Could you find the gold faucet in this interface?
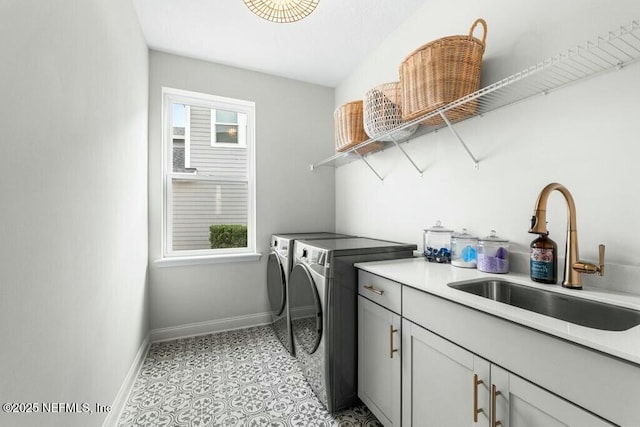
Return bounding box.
[528,183,605,289]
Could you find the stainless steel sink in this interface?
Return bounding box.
[448,279,640,331]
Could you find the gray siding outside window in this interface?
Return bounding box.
[172,107,248,251]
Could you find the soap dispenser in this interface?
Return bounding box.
[530,233,558,284]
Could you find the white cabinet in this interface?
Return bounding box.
[402,284,636,425]
[356,270,633,425]
[358,271,402,427]
[402,318,612,427]
[491,365,612,427]
[401,319,490,427]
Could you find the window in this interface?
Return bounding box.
[211,109,247,147]
[162,88,256,261]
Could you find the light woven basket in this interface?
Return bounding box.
[400,18,487,126]
[363,82,418,141]
[334,100,383,155]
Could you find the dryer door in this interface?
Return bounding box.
[289,263,322,354]
[267,252,286,316]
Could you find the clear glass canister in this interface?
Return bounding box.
[477,230,509,273]
[451,228,478,268]
[423,220,453,263]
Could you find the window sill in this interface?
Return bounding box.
[154,252,262,268]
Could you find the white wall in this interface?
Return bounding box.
[335,0,640,294]
[0,1,149,426]
[148,52,335,332]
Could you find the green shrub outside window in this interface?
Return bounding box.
[209,225,248,249]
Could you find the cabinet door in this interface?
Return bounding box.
[491,365,613,427]
[401,319,490,427]
[358,296,401,427]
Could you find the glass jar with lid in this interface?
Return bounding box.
[423,220,453,263]
[477,230,509,273]
[451,228,478,268]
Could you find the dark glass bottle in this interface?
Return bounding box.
[530,234,557,284]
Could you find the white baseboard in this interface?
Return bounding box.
[150,311,272,343]
[102,333,150,427]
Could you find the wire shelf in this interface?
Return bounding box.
[310,20,640,177]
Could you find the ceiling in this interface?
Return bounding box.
[132,0,426,87]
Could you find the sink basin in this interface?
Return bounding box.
[448,279,640,331]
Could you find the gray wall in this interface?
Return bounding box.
[148,52,335,331]
[0,1,149,426]
[335,0,640,294]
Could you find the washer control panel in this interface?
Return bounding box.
[271,236,292,257]
[295,243,329,270]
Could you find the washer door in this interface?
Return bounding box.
[289,263,322,354]
[267,253,286,317]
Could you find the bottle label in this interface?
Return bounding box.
[530,248,554,281]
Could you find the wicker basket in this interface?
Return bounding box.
[400,18,487,126]
[363,82,418,141]
[334,100,383,155]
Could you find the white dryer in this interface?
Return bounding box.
[267,233,351,355]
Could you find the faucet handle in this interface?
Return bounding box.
[573,244,605,276]
[598,244,605,276]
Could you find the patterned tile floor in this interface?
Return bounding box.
[118,325,382,427]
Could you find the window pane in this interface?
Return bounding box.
[216,125,239,144]
[172,180,248,251]
[172,103,186,127]
[172,103,187,171]
[164,90,254,256]
[172,141,186,172]
[216,110,237,124]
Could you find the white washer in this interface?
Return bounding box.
[267,233,351,355]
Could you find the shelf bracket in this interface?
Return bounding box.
[390,135,423,177]
[438,111,480,169]
[356,150,384,181]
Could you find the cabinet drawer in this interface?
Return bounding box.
[358,270,402,314]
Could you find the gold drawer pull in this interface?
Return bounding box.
[364,285,384,295]
[389,326,398,358]
[473,374,484,422]
[491,384,502,427]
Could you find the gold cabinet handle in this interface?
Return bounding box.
[473,374,484,422]
[364,285,384,295]
[389,326,398,358]
[491,384,502,427]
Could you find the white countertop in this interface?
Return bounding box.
[354,257,640,366]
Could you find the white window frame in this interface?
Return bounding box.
[159,87,258,264]
[210,109,247,148]
[184,105,191,168]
